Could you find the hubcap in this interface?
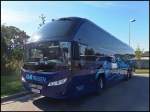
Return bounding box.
[99,78,103,89]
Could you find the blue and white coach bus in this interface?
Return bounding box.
[21,17,135,99]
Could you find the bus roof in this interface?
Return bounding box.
[27,17,134,55]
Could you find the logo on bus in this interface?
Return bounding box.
[25,73,46,83]
[26,74,33,80]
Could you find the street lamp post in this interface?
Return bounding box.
[129,19,136,47]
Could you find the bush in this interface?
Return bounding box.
[3,59,22,75]
[1,25,29,76]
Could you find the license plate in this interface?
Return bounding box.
[29,83,43,89]
[31,88,40,93]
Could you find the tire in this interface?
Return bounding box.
[129,70,133,79]
[97,76,105,94]
[124,73,129,81]
[124,69,132,81]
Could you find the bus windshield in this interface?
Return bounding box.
[23,41,71,71]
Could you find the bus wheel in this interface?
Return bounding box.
[97,76,105,93]
[129,70,133,79]
[125,71,131,81]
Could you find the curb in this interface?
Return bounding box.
[1,91,32,103]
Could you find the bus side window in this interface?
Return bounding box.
[71,42,80,60]
[85,48,95,61]
[60,42,71,65]
[111,57,118,69]
[79,44,87,66]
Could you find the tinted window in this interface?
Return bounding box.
[79,44,87,56]
[24,41,71,64]
[39,21,74,37]
[98,56,112,62]
[75,21,134,55]
[23,41,71,71]
[60,42,71,65]
[71,42,80,60]
[25,42,61,62]
[79,44,96,61]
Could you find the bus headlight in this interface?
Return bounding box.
[21,76,26,82]
[48,78,67,86]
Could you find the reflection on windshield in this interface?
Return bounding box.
[23,41,71,71]
[25,41,61,62]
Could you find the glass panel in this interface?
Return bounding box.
[23,41,71,71]
[79,44,96,61]
[97,56,112,62]
[25,41,61,62]
[38,20,75,38]
[60,42,71,66]
[79,44,87,66]
[79,44,86,56]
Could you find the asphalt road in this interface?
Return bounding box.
[1,73,149,111]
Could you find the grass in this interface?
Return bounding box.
[135,69,149,74]
[1,69,24,97]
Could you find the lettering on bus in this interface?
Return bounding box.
[26,74,46,83]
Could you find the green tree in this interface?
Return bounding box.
[1,25,29,74]
[135,46,143,69]
[135,46,143,60]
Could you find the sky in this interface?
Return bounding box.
[1,1,149,51]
